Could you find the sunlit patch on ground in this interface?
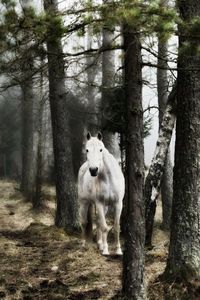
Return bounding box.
[0,181,121,299]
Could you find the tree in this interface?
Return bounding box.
[157,0,173,230]
[165,0,200,280]
[44,0,79,230]
[20,0,35,200]
[33,57,45,209]
[20,70,34,199]
[145,83,176,247]
[122,24,145,299]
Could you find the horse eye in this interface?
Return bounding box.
[100,149,102,152]
[86,149,89,153]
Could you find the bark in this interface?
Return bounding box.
[157,27,173,230]
[33,61,45,209]
[3,154,7,178]
[33,124,43,209]
[20,67,34,200]
[20,0,35,200]
[44,0,79,230]
[165,0,200,280]
[122,25,145,300]
[161,152,173,229]
[145,84,176,247]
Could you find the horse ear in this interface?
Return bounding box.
[87,132,91,140]
[97,132,102,140]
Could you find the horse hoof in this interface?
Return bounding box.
[102,249,110,256]
[115,248,123,255]
[102,252,110,256]
[97,243,103,251]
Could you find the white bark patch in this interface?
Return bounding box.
[146,98,176,203]
[145,83,176,245]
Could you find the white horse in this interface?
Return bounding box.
[78,132,125,255]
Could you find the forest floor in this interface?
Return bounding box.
[0,181,199,300]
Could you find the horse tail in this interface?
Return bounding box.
[85,203,93,240]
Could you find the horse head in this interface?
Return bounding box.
[85,132,105,177]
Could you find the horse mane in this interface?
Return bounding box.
[102,148,122,176]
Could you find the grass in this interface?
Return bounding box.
[0,180,199,299]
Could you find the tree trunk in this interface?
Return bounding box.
[33,124,43,209]
[165,0,200,280]
[20,74,34,200]
[145,84,176,247]
[122,25,145,300]
[3,154,7,178]
[161,152,173,229]
[33,60,45,209]
[157,24,173,230]
[20,0,35,200]
[44,0,79,230]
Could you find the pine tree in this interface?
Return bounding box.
[157,0,173,230]
[122,23,145,300]
[44,0,79,230]
[165,0,200,280]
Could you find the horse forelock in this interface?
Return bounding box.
[86,137,104,149]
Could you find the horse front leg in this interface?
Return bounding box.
[96,224,103,251]
[96,202,109,255]
[96,204,108,251]
[96,212,103,251]
[79,201,90,248]
[114,201,123,255]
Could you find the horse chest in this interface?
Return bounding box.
[84,172,113,201]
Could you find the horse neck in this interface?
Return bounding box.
[102,148,115,171]
[102,148,110,162]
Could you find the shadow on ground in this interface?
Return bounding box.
[0,181,199,299]
[0,223,122,299]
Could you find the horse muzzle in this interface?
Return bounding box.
[89,167,98,177]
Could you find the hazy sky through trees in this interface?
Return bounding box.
[4,0,177,166]
[58,0,177,165]
[143,35,177,165]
